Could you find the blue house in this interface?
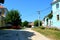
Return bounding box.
[44,0,60,28]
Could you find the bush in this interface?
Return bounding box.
[39,26,45,29]
[49,27,60,31]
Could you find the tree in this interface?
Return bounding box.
[34,20,42,26]
[5,10,22,26]
[43,11,53,21]
[22,21,28,27]
[47,11,53,19]
[43,11,53,26]
[0,0,4,4]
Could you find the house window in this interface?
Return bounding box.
[56,3,59,8]
[57,15,59,20]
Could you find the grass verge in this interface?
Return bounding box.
[32,27,60,40]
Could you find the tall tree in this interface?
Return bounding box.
[5,10,22,26]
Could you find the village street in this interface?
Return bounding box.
[0,28,51,40]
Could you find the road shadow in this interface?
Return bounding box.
[0,30,35,40]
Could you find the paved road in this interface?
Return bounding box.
[0,28,51,40]
[0,29,35,40]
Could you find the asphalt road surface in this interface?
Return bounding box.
[0,29,35,40]
[0,28,51,40]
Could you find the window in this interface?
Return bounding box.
[57,15,59,20]
[56,3,59,8]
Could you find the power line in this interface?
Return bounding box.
[37,6,52,21]
[40,6,52,12]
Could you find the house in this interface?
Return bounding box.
[28,22,34,27]
[44,0,60,28]
[0,5,8,27]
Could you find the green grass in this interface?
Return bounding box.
[32,27,60,40]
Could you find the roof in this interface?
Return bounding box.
[28,22,34,26]
[52,0,60,5]
[0,5,7,11]
[0,6,4,8]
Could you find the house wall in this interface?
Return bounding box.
[52,2,60,28]
[44,17,50,27]
[44,17,52,27]
[44,1,60,28]
[44,18,47,27]
[0,8,8,27]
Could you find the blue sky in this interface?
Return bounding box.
[3,0,52,22]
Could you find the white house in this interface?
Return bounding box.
[44,0,60,28]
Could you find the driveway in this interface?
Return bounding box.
[0,28,51,40]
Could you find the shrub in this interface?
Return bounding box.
[39,26,45,29]
[49,27,60,31]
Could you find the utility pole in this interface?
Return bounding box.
[37,11,40,27]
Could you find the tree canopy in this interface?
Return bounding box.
[43,11,53,21]
[5,10,22,26]
[34,20,42,26]
[22,21,28,27]
[47,11,53,19]
[0,0,4,4]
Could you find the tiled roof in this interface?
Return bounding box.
[0,6,4,8]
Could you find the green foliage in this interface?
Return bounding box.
[32,27,60,40]
[5,10,22,26]
[22,21,28,27]
[0,0,4,4]
[49,27,60,31]
[39,26,45,29]
[34,20,42,26]
[47,11,53,19]
[43,11,53,21]
[34,20,38,26]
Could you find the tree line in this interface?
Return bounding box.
[4,10,42,29]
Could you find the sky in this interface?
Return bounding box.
[3,0,52,22]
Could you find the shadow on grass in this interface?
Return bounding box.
[0,30,35,40]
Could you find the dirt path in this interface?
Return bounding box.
[24,28,51,40]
